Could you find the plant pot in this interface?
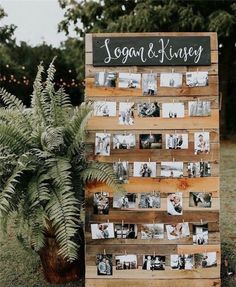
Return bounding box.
[38,236,85,284]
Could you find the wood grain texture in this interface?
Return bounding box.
[85,278,221,287]
[86,177,219,193]
[85,64,219,77]
[85,76,218,97]
[86,211,219,225]
[87,109,219,130]
[85,32,220,286]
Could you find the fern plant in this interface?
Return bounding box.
[0,60,122,262]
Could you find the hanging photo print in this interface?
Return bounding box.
[167,192,183,215]
[94,101,116,117]
[95,133,111,156]
[96,254,113,276]
[189,192,212,208]
[142,73,158,96]
[187,162,211,178]
[186,71,208,87]
[114,223,138,239]
[133,162,156,178]
[160,72,182,88]
[142,255,165,270]
[188,101,211,117]
[162,103,185,118]
[93,192,109,215]
[113,161,129,183]
[91,223,115,239]
[194,132,210,154]
[194,252,217,268]
[94,72,117,87]
[115,254,138,270]
[139,134,162,149]
[140,224,164,239]
[118,102,135,125]
[113,133,136,149]
[193,223,208,245]
[113,193,138,209]
[171,254,194,270]
[138,102,160,117]
[118,73,141,88]
[138,191,161,209]
[160,161,184,178]
[166,223,190,240]
[165,133,188,149]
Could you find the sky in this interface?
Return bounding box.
[0,0,76,47]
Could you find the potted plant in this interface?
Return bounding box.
[0,60,123,284]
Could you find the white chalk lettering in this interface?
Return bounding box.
[97,37,207,65]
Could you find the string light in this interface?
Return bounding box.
[0,73,82,88]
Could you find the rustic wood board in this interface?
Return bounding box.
[85,32,220,286]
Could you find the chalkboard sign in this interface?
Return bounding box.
[93,36,211,66]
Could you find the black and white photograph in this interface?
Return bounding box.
[162,103,185,118]
[114,223,138,239]
[113,134,136,149]
[118,72,141,88]
[140,224,164,239]
[95,133,111,156]
[94,71,117,87]
[118,102,135,125]
[186,71,208,87]
[115,254,137,270]
[138,102,160,117]
[142,73,158,96]
[138,191,161,209]
[187,162,211,178]
[189,192,212,208]
[91,223,115,239]
[142,255,165,270]
[160,72,183,88]
[113,193,138,209]
[167,193,183,215]
[160,161,184,178]
[93,192,109,215]
[133,162,156,178]
[93,101,116,117]
[194,252,217,268]
[193,223,208,245]
[188,101,211,117]
[166,223,190,240]
[113,161,129,183]
[96,254,113,276]
[194,132,210,155]
[139,134,162,149]
[165,133,188,149]
[171,254,194,270]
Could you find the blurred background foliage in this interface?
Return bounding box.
[1,0,236,134]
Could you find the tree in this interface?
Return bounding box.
[0,5,16,44]
[58,0,236,134]
[0,60,123,283]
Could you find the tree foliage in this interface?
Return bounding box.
[0,61,123,262]
[0,6,16,45]
[58,0,236,38]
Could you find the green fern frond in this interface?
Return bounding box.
[0,87,26,111]
[65,103,93,156]
[45,157,80,261]
[29,207,47,251]
[0,124,31,154]
[31,62,48,127]
[80,161,125,194]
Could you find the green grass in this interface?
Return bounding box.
[0,141,236,286]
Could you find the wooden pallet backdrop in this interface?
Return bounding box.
[85,32,220,287]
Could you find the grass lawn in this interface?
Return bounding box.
[0,141,236,286]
